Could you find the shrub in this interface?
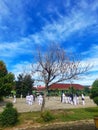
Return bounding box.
[91,79,98,105]
[91,80,98,97]
[6,102,13,108]
[41,110,55,122]
[93,97,98,105]
[0,102,18,126]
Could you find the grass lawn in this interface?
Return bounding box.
[0,107,98,130]
[19,107,98,122]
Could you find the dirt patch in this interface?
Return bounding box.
[1,120,95,130]
[14,120,95,130]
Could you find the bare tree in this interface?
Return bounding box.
[32,44,92,112]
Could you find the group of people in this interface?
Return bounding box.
[13,93,85,106]
[61,93,85,105]
[26,94,43,105]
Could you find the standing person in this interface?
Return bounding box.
[26,95,29,104]
[81,94,85,105]
[73,94,76,105]
[70,93,73,105]
[65,93,68,103]
[20,94,23,99]
[76,93,79,105]
[28,95,31,105]
[67,93,71,104]
[38,94,43,105]
[62,93,65,103]
[13,95,16,103]
[30,94,34,105]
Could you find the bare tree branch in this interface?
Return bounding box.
[31,43,92,112]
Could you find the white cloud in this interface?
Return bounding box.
[11,43,98,86]
[28,3,98,45]
[0,39,34,58]
[11,61,32,79]
[78,44,98,85]
[0,0,98,86]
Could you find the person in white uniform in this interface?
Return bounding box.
[38,94,43,105]
[13,95,16,103]
[62,93,65,103]
[30,94,34,105]
[81,94,85,105]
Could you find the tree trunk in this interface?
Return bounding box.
[41,90,47,113]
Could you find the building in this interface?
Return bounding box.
[36,83,84,92]
[49,83,84,90]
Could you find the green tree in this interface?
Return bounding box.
[16,73,34,97]
[91,79,98,105]
[69,86,76,94]
[84,86,90,95]
[0,61,15,100]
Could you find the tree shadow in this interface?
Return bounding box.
[0,100,11,107]
[85,107,98,113]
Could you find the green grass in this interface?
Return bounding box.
[1,107,98,129]
[18,111,41,124]
[18,107,98,124]
[51,107,98,122]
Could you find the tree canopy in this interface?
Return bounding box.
[91,79,98,98]
[0,61,15,100]
[16,73,34,97]
[91,79,98,105]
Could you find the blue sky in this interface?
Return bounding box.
[0,0,98,86]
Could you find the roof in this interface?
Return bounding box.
[49,84,84,90]
[36,83,84,91]
[36,86,45,91]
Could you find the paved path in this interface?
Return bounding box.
[0,96,97,113]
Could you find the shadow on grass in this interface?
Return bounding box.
[0,100,12,107]
[85,107,98,112]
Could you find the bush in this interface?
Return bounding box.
[91,79,98,106]
[41,110,55,122]
[6,102,13,108]
[91,80,98,98]
[93,97,98,105]
[0,102,18,126]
